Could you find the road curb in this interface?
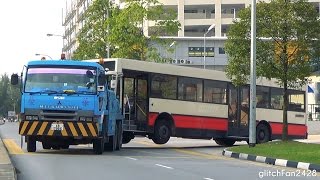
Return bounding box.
[0,136,17,180]
[222,148,320,172]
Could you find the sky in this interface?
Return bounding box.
[0,0,65,75]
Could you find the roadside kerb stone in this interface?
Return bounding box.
[222,148,320,172]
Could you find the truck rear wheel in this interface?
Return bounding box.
[93,138,104,154]
[104,122,117,151]
[116,121,122,150]
[42,142,51,150]
[27,136,36,152]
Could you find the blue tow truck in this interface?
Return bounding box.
[11,60,123,154]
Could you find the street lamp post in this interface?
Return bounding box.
[170,41,177,60]
[203,24,215,69]
[35,53,53,60]
[47,33,65,58]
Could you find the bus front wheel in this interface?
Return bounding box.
[152,119,171,144]
[214,138,236,147]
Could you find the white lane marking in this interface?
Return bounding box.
[155,164,173,169]
[204,178,214,180]
[125,157,138,161]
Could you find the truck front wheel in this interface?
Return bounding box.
[27,136,36,152]
[93,138,104,154]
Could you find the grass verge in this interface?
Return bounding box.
[229,141,320,165]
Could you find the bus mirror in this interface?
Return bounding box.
[110,80,117,89]
[11,74,19,85]
[98,74,107,85]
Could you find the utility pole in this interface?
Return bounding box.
[249,0,257,147]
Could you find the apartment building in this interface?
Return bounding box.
[62,0,320,70]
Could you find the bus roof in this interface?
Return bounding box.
[86,58,305,89]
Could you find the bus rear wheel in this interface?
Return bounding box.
[256,124,270,143]
[152,119,171,144]
[214,138,236,147]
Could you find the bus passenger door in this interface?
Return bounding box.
[227,85,249,137]
[135,77,148,131]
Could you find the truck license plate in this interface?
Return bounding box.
[51,123,64,131]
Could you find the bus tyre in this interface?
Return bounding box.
[93,138,104,154]
[61,144,69,149]
[116,121,123,150]
[214,139,235,147]
[256,124,270,144]
[27,136,36,152]
[152,119,171,145]
[42,142,51,150]
[122,132,133,144]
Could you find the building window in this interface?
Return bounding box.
[178,77,203,102]
[219,47,225,54]
[151,74,177,99]
[184,9,198,13]
[188,47,215,57]
[204,80,227,104]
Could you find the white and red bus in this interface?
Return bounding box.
[88,58,307,146]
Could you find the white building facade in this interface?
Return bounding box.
[62,0,320,70]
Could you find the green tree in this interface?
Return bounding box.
[73,0,180,62]
[225,0,320,140]
[0,74,21,118]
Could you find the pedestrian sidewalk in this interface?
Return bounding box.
[297,135,320,144]
[0,136,16,180]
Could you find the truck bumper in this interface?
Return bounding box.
[19,121,99,138]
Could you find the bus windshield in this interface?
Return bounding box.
[25,67,97,94]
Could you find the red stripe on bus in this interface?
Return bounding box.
[270,122,307,136]
[148,112,227,131]
[174,115,228,131]
[148,113,158,126]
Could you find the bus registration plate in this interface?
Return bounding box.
[51,123,64,131]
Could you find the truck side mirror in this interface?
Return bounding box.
[98,74,107,85]
[11,74,19,85]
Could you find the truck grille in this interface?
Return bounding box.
[40,110,77,121]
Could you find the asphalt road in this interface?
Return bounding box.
[0,122,319,180]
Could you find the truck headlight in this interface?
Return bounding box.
[25,115,39,121]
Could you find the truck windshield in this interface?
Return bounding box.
[25,67,97,94]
